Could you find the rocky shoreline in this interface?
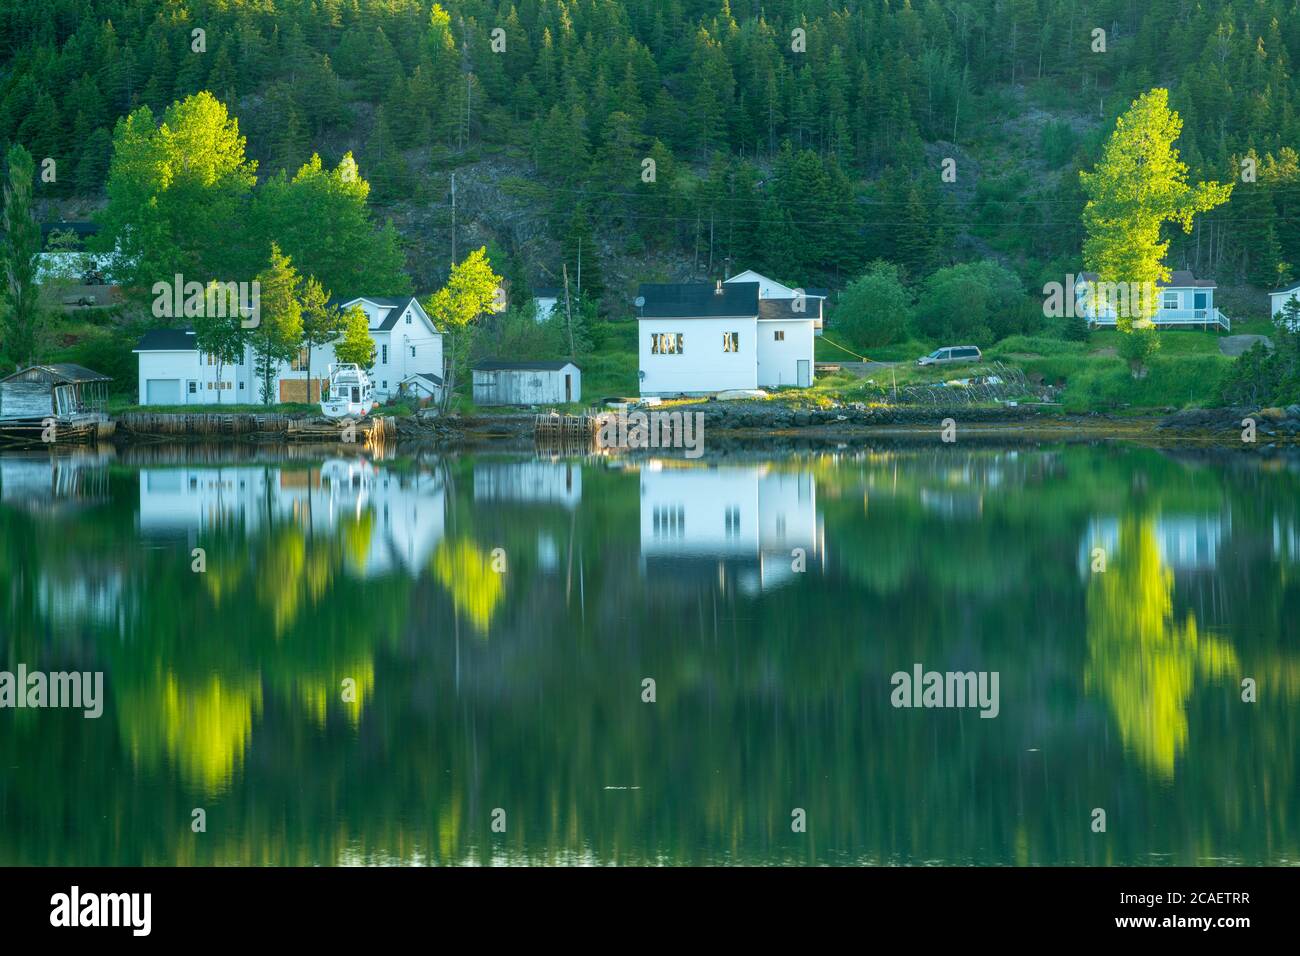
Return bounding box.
[104,400,1300,450]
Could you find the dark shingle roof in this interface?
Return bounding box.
[759,298,823,320]
[533,287,562,297]
[473,360,576,372]
[1271,281,1300,295]
[134,328,197,351]
[637,282,759,319]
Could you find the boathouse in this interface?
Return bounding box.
[0,364,113,443]
[472,360,581,406]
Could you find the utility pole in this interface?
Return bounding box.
[450,172,456,267]
[562,263,576,360]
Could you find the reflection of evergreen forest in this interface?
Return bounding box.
[0,445,1297,865]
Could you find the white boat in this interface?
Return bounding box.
[320,363,377,419]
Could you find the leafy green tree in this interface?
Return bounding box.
[835,262,912,349]
[193,282,248,405]
[334,304,376,371]
[1080,89,1231,324]
[98,92,259,289]
[251,243,303,404]
[1,145,45,367]
[254,153,408,299]
[913,262,1028,346]
[424,247,502,410]
[299,276,340,400]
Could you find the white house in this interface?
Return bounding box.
[1269,281,1300,326]
[134,295,443,406]
[1078,271,1230,330]
[636,279,818,396]
[471,361,581,405]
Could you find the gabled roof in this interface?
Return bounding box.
[401,371,444,387]
[726,270,829,299]
[1270,281,1300,295]
[473,360,577,372]
[1080,271,1215,289]
[1,363,111,385]
[134,328,197,352]
[758,298,822,321]
[637,282,759,319]
[336,295,432,332]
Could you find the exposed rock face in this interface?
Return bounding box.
[1158,405,1300,442]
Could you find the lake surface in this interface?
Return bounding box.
[1,441,1296,865]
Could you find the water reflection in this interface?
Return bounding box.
[1,445,1297,864]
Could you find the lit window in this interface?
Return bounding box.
[722,331,739,352]
[774,330,785,341]
[291,348,309,371]
[651,333,684,354]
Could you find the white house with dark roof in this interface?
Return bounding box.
[1077,271,1231,330]
[724,270,827,336]
[1269,281,1300,326]
[133,295,443,405]
[636,278,818,396]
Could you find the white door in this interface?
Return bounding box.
[146,379,181,404]
[796,359,811,387]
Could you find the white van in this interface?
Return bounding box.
[918,345,982,367]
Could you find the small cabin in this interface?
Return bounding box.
[0,364,111,420]
[472,361,581,406]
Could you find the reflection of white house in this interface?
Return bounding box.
[636,277,821,396]
[473,460,582,509]
[134,296,444,406]
[1078,513,1229,577]
[136,461,445,577]
[639,462,823,594]
[1077,271,1231,330]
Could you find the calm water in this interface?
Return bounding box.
[0,442,1296,866]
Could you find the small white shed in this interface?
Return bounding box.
[472,361,581,406]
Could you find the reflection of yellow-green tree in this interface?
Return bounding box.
[1085,515,1238,778]
[119,673,264,796]
[433,537,503,635]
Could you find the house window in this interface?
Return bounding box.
[774,330,785,341]
[187,382,197,394]
[291,348,309,371]
[722,331,739,352]
[410,345,416,357]
[406,313,411,324]
[651,333,684,354]
[382,381,387,389]
[1162,291,1179,311]
[381,344,389,364]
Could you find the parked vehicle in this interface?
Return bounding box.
[918,345,982,366]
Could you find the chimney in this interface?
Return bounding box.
[715,279,723,295]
